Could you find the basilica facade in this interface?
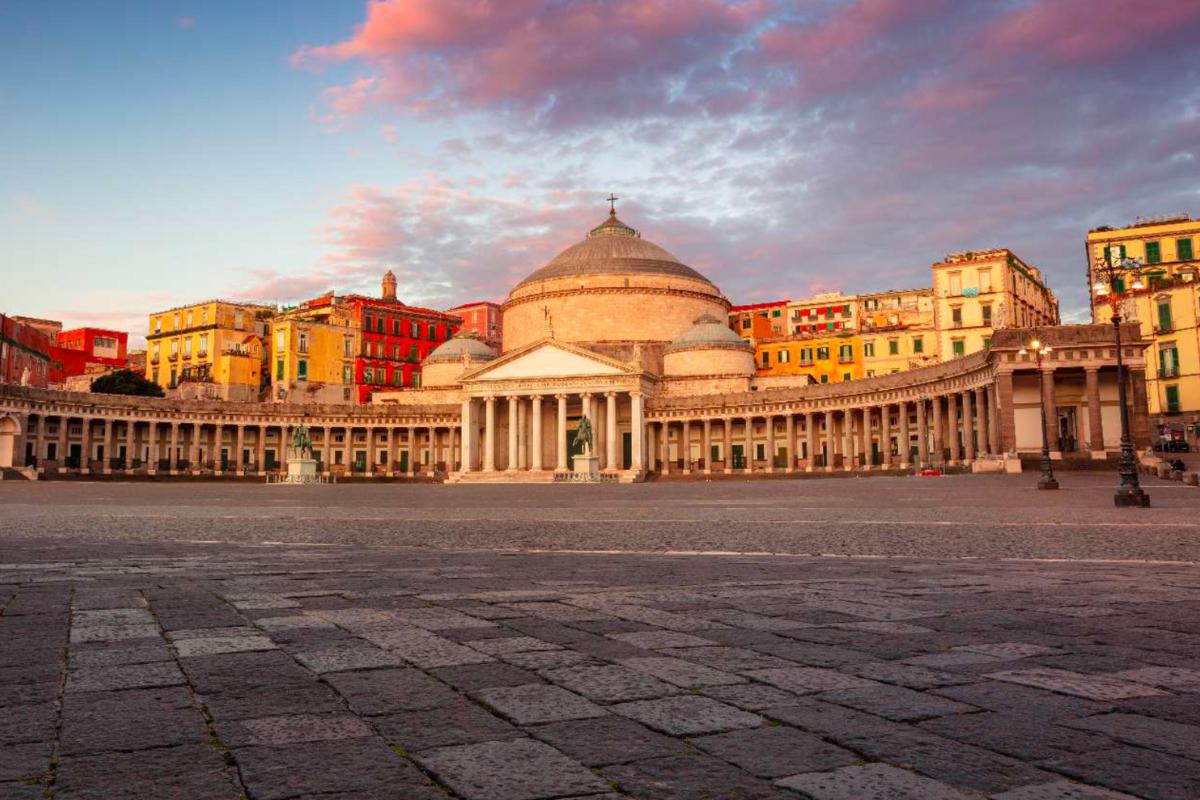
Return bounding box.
[0,211,1152,481]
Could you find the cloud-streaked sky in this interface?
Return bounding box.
[4,0,1199,344]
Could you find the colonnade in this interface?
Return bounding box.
[460,390,645,474]
[646,386,999,474]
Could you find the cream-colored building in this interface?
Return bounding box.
[1086,215,1200,434]
[858,288,937,376]
[931,249,1059,361]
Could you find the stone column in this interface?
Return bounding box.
[320,426,331,474]
[630,392,644,471]
[166,422,177,474]
[257,425,267,474]
[962,390,976,462]
[805,412,816,472]
[785,414,795,472]
[946,392,959,464]
[518,400,528,470]
[343,426,354,473]
[123,419,135,472]
[765,416,775,472]
[917,399,929,467]
[931,396,944,465]
[996,374,1015,453]
[484,396,497,472]
[975,387,991,457]
[899,401,911,468]
[702,418,712,474]
[823,410,835,471]
[77,417,90,473]
[880,404,891,469]
[532,396,544,471]
[1042,367,1059,456]
[605,392,617,471]
[1085,367,1104,455]
[556,394,568,471]
[365,426,377,475]
[859,408,871,470]
[460,399,474,473]
[680,420,691,474]
[658,422,669,475]
[722,417,732,472]
[843,410,856,471]
[234,424,245,475]
[407,427,418,475]
[190,422,201,472]
[57,416,69,469]
[449,425,459,472]
[34,415,45,469]
[743,417,754,473]
[507,396,519,472]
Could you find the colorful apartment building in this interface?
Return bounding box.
[51,327,128,383]
[447,301,503,350]
[857,288,938,376]
[0,314,53,388]
[785,293,858,337]
[269,295,358,404]
[1087,214,1200,434]
[729,301,788,341]
[145,300,273,402]
[931,249,1059,360]
[755,334,864,384]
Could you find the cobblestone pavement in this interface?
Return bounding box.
[2,528,1199,799]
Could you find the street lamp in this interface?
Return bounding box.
[1091,254,1151,507]
[1019,334,1058,490]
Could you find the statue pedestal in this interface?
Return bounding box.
[283,458,319,484]
[572,454,600,476]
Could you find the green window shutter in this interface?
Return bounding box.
[1158,302,1173,331]
[1166,385,1180,412]
[1118,244,1126,260]
[1113,277,1125,293]
[1102,246,1111,265]
[275,360,284,380]
[1146,242,1161,264]
[1178,238,1194,261]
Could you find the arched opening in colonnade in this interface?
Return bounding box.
[0,415,20,468]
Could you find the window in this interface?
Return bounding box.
[275,359,284,380]
[1146,241,1161,264]
[298,332,308,353]
[1166,384,1181,413]
[186,310,193,327]
[1157,300,1173,331]
[838,344,853,363]
[864,342,875,357]
[948,272,962,295]
[392,319,400,336]
[816,346,829,360]
[800,348,813,365]
[951,307,963,328]
[820,374,828,384]
[1102,244,1126,266]
[364,315,373,331]
[912,336,924,354]
[393,369,402,386]
[1178,238,1194,261]
[343,336,353,357]
[952,339,965,357]
[364,366,374,383]
[888,339,899,355]
[275,330,285,351]
[154,317,162,334]
[297,360,307,380]
[152,344,160,361]
[429,324,438,339]
[234,310,243,329]
[376,317,384,334]
[410,321,419,337]
[978,269,992,293]
[771,309,781,317]
[983,337,991,349]
[342,365,352,384]
[170,340,178,356]
[183,338,192,357]
[779,350,790,363]
[198,334,208,357]
[761,351,770,367]
[412,372,421,388]
[173,313,180,329]
[982,304,992,326]
[1159,345,1180,378]
[741,318,751,330]
[842,372,851,381]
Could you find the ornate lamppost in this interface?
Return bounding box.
[1019,334,1058,490]
[1092,255,1151,507]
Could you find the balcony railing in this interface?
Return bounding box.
[1159,365,1181,379]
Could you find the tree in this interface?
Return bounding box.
[91,369,165,397]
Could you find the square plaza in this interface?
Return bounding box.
[1,474,1197,799]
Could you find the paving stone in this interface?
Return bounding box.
[751,640,877,668]
[374,699,522,751]
[905,650,1011,668]
[608,630,717,649]
[850,660,974,689]
[817,684,976,721]
[745,666,882,694]
[602,753,792,800]
[611,694,762,735]
[0,703,56,745]
[474,683,608,724]
[223,713,373,746]
[172,634,277,658]
[1065,712,1200,761]
[0,740,51,782]
[393,606,500,630]
[60,686,208,754]
[231,596,301,610]
[464,636,561,655]
[362,626,494,668]
[986,668,1169,701]
[166,626,264,641]
[831,620,935,634]
[619,655,746,688]
[701,682,804,710]
[235,738,442,800]
[72,608,155,627]
[54,743,239,799]
[762,699,911,742]
[1111,666,1200,690]
[253,615,338,632]
[775,762,976,799]
[65,661,185,693]
[68,623,161,643]
[68,641,173,668]
[416,738,609,800]
[991,780,1145,799]
[181,650,316,693]
[930,681,1114,720]
[200,681,346,721]
[955,642,1062,659]
[1113,694,1200,726]
[918,711,1113,761]
[848,728,1057,794]
[324,667,459,714]
[539,663,679,703]
[433,662,543,691]
[293,645,403,674]
[501,649,595,670]
[692,725,858,778]
[1045,746,1200,800]
[528,715,689,766]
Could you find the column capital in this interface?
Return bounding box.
[555,393,569,400]
[604,390,618,398]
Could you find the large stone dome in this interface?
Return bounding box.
[514,211,716,289]
[502,209,729,353]
[421,333,497,387]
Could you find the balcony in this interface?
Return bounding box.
[1159,365,1181,379]
[1153,324,1174,335]
[167,353,179,362]
[837,357,854,364]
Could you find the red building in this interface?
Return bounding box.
[50,327,128,382]
[0,314,53,387]
[446,301,502,350]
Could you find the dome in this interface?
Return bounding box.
[424,334,497,365]
[666,313,752,353]
[514,210,715,289]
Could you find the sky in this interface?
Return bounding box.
[3,0,1199,347]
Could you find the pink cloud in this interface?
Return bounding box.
[175,17,196,29]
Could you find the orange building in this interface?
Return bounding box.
[729,301,788,342]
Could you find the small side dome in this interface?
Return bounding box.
[665,313,753,353]
[424,333,497,364]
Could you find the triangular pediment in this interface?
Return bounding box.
[463,340,630,382]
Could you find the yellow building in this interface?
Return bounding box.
[146,300,273,402]
[857,288,938,376]
[756,333,863,384]
[784,292,857,337]
[268,311,358,404]
[1087,214,1200,431]
[932,249,1058,360]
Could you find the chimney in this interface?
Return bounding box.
[381,270,397,302]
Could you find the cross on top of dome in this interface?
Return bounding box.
[589,194,639,239]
